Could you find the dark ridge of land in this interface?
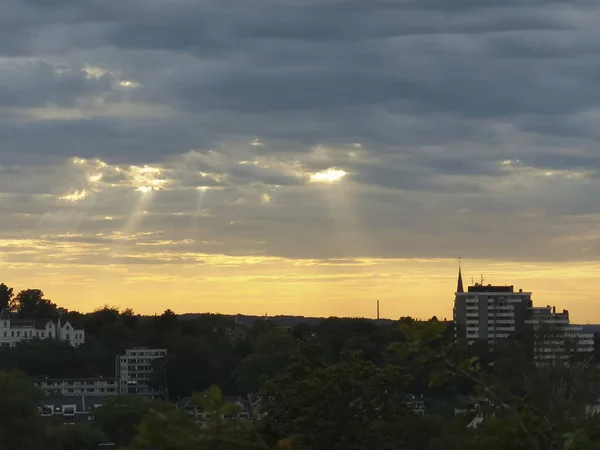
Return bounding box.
[178,313,396,327]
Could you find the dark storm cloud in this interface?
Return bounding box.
[0,0,600,262]
[0,61,119,108]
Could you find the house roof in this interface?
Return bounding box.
[176,396,254,416]
[40,394,109,412]
[59,314,85,330]
[11,319,35,327]
[34,319,53,329]
[0,308,9,320]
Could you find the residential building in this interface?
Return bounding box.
[453,267,594,359]
[526,305,594,361]
[116,348,167,398]
[0,309,85,347]
[453,267,532,345]
[34,377,119,397]
[57,317,85,346]
[39,395,105,423]
[405,394,426,416]
[176,396,256,424]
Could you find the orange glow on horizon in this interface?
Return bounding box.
[0,256,598,324]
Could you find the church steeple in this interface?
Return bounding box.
[457,258,464,293]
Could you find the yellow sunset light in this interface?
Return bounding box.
[58,189,89,202]
[310,168,347,183]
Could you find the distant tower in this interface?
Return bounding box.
[456,257,464,293]
[377,300,380,320]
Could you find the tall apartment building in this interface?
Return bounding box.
[116,348,167,398]
[453,267,594,359]
[453,267,532,345]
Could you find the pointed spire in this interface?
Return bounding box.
[457,257,464,293]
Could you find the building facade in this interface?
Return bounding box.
[176,396,259,424]
[453,268,594,359]
[526,306,594,361]
[0,309,85,347]
[116,348,167,398]
[39,395,105,423]
[34,377,119,397]
[453,269,533,345]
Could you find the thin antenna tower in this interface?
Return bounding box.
[377,300,380,320]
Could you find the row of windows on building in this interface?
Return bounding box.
[0,329,83,340]
[124,350,167,357]
[38,380,117,387]
[45,388,118,394]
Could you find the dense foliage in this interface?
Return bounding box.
[1,282,600,449]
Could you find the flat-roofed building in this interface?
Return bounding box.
[116,348,167,398]
[34,377,119,397]
[453,267,532,345]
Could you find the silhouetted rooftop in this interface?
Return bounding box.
[467,284,515,293]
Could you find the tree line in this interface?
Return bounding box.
[1,282,600,448]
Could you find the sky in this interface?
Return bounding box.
[2,0,600,322]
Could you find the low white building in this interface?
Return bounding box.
[0,309,85,347]
[34,377,119,397]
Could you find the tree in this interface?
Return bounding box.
[193,385,242,437]
[0,283,13,312]
[92,396,175,447]
[157,309,179,335]
[192,385,270,450]
[0,339,81,377]
[163,337,215,400]
[0,371,45,450]
[13,289,58,318]
[129,386,274,450]
[393,320,600,450]
[129,409,201,450]
[45,422,107,450]
[233,328,302,394]
[121,308,140,330]
[314,318,384,363]
[260,351,420,450]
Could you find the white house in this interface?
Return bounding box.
[0,309,85,347]
[57,318,85,347]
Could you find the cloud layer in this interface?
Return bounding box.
[1,0,600,276]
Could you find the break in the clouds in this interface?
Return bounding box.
[2,0,600,267]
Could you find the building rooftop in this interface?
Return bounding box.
[467,284,515,293]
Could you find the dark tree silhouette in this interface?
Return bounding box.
[13,289,58,318]
[0,283,13,312]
